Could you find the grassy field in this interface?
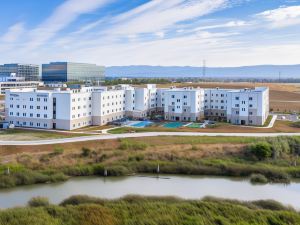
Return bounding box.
[109,120,300,134]
[0,195,299,225]
[2,136,300,187]
[0,129,89,141]
[158,82,300,113]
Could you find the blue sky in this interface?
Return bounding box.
[0,0,300,66]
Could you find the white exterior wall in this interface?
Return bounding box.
[5,85,269,130]
[226,87,269,125]
[163,88,204,121]
[92,89,126,125]
[6,89,53,129]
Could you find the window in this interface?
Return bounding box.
[44,106,47,110]
[235,97,239,100]
[37,98,40,102]
[249,97,253,101]
[171,95,175,98]
[183,95,187,99]
[30,106,33,109]
[30,113,33,117]
[37,106,40,109]
[44,98,47,102]
[37,114,40,118]
[44,114,47,118]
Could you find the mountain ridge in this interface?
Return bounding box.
[106,65,300,79]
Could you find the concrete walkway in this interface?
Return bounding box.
[1,131,300,146]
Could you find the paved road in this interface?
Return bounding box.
[1,132,300,146]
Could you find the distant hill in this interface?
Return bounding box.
[106,65,300,79]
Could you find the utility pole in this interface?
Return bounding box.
[278,71,281,82]
[202,60,206,80]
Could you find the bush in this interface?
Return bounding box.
[60,195,105,206]
[252,200,290,211]
[119,140,148,150]
[81,147,91,157]
[0,175,16,188]
[52,147,64,156]
[249,142,272,160]
[250,173,268,184]
[107,165,130,176]
[28,197,50,207]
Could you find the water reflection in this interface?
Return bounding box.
[0,175,299,209]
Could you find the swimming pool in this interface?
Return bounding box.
[130,121,152,128]
[163,122,185,128]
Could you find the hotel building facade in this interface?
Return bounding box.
[5,84,269,130]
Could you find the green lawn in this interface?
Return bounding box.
[0,129,88,141]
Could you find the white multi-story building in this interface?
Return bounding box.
[5,84,269,130]
[226,87,269,125]
[162,87,204,121]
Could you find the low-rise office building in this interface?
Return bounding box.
[0,74,43,94]
[0,63,39,81]
[42,62,105,83]
[5,84,269,130]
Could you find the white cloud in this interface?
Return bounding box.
[106,0,228,36]
[1,22,25,43]
[155,32,165,38]
[256,5,300,28]
[24,0,112,49]
[195,20,248,30]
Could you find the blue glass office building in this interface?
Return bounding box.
[0,63,39,81]
[42,62,105,82]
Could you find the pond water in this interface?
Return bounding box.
[1,175,300,209]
